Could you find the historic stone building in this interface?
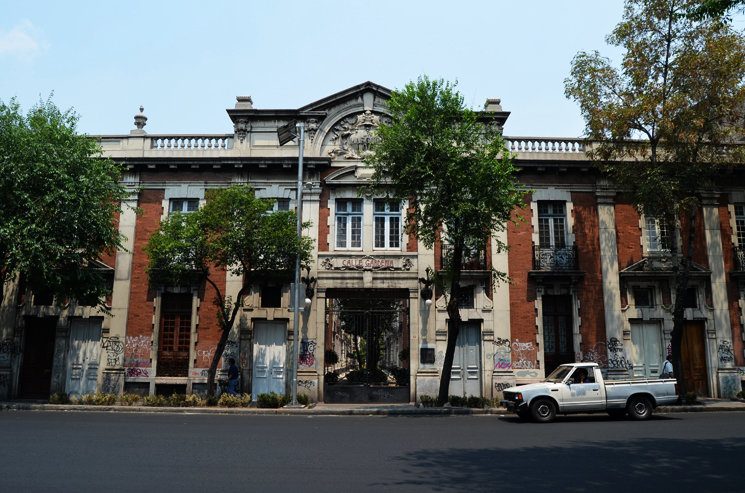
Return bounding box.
[1,81,743,402]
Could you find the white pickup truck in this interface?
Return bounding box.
[500,362,678,422]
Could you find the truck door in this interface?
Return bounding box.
[559,367,604,412]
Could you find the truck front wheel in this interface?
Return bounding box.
[627,396,652,420]
[530,398,556,423]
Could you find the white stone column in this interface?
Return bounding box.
[701,193,740,397]
[491,228,514,399]
[102,185,139,394]
[596,191,626,377]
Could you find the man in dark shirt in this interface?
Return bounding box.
[227,358,239,395]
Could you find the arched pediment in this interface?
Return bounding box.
[324,165,375,185]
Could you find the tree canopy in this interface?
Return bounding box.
[366,76,525,404]
[565,0,745,395]
[146,184,313,397]
[0,97,126,307]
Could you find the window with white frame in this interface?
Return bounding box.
[735,205,745,245]
[336,199,363,249]
[645,216,670,252]
[538,201,566,248]
[374,199,401,249]
[169,198,199,214]
[274,198,290,212]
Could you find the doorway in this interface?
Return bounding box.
[19,317,57,398]
[448,322,482,397]
[542,295,574,375]
[681,321,709,396]
[629,321,664,378]
[252,321,286,399]
[157,293,192,377]
[324,290,409,403]
[65,317,103,397]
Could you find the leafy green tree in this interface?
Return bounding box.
[0,97,126,307]
[146,185,313,397]
[565,0,745,395]
[687,0,745,20]
[366,77,525,405]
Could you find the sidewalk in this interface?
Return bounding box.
[2,398,744,416]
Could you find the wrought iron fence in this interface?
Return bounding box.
[440,243,487,270]
[533,245,579,271]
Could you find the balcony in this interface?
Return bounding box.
[440,244,487,271]
[533,245,578,271]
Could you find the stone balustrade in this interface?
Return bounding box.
[505,137,585,153]
[149,135,233,150]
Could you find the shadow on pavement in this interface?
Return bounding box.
[376,437,743,492]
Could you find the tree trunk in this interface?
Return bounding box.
[205,278,245,399]
[437,242,464,406]
[669,206,697,400]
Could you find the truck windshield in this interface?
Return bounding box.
[545,366,573,382]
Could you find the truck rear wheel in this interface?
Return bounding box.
[530,398,556,423]
[627,396,652,420]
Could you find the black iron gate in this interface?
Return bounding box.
[324,293,409,403]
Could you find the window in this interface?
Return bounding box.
[683,287,698,309]
[633,287,654,308]
[735,205,745,245]
[374,200,401,249]
[538,202,566,248]
[260,284,282,308]
[645,216,670,252]
[420,347,436,365]
[336,199,363,249]
[457,286,475,309]
[274,198,290,212]
[169,198,199,214]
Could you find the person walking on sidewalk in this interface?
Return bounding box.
[661,355,674,378]
[227,358,240,395]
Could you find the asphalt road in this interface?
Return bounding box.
[0,410,743,492]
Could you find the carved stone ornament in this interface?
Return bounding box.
[327,110,388,159]
[306,118,319,142]
[233,119,250,143]
[321,255,413,271]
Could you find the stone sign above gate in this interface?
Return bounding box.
[320,255,414,271]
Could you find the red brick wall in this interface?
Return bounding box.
[720,202,745,367]
[614,200,642,269]
[318,187,330,252]
[125,189,164,366]
[508,200,536,359]
[680,208,709,268]
[194,267,227,368]
[406,198,418,253]
[571,193,606,352]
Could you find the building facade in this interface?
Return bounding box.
[1,81,743,402]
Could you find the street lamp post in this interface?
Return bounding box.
[278,120,305,407]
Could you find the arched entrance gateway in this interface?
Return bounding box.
[323,289,410,403]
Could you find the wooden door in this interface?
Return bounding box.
[65,317,103,397]
[542,295,574,375]
[630,321,663,378]
[681,321,709,396]
[252,321,286,399]
[157,293,192,377]
[19,317,57,398]
[449,323,482,397]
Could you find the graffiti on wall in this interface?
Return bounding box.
[101,373,122,394]
[494,382,512,393]
[511,339,536,370]
[720,373,740,399]
[189,368,209,378]
[0,338,19,355]
[124,335,151,368]
[222,340,239,367]
[605,337,633,370]
[492,338,512,370]
[299,339,317,367]
[101,336,124,367]
[197,346,216,366]
[298,379,315,390]
[718,341,735,365]
[579,341,608,367]
[125,367,150,378]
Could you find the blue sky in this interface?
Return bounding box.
[0,1,653,137]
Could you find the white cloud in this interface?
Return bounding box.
[0,21,47,59]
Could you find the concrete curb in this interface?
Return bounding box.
[2,401,744,416]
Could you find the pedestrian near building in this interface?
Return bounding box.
[661,355,674,378]
[227,358,240,395]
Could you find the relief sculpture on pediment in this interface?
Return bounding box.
[327,110,388,159]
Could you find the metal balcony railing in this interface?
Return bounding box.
[533,245,579,271]
[440,244,487,271]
